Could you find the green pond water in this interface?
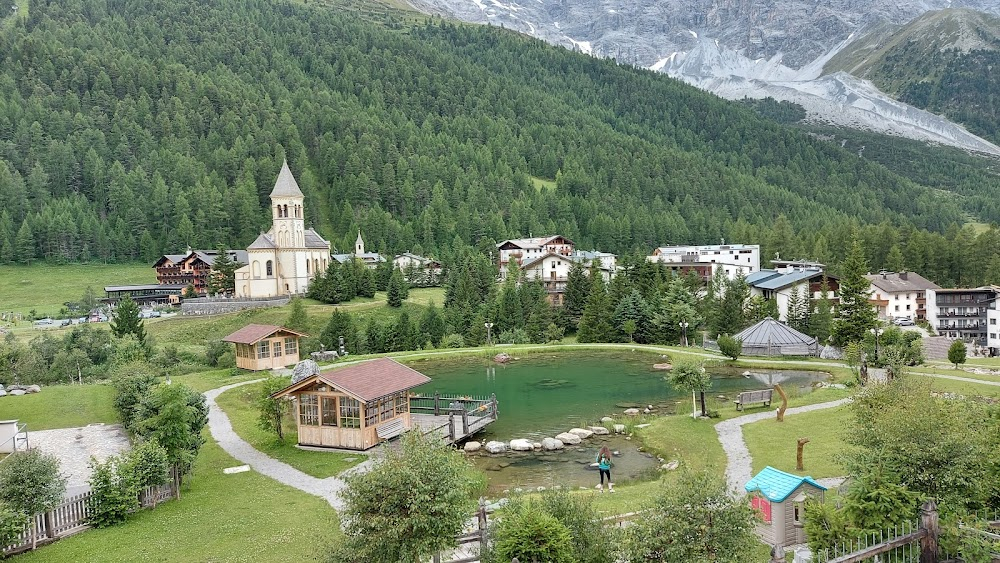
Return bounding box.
[409,351,830,492]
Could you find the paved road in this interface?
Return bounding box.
[204,379,371,510]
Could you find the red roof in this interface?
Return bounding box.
[222,324,306,345]
[317,358,431,402]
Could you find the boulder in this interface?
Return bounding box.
[509,439,534,451]
[613,424,626,434]
[653,363,673,370]
[554,432,581,445]
[0,390,6,397]
[493,353,512,364]
[664,460,680,471]
[624,408,640,416]
[568,427,594,439]
[600,416,614,423]
[541,437,565,450]
[464,441,482,453]
[9,389,25,396]
[291,359,321,384]
[588,426,610,435]
[533,442,542,450]
[819,345,843,360]
[484,441,507,454]
[25,385,40,394]
[0,383,4,390]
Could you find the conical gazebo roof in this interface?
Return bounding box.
[733,317,816,348]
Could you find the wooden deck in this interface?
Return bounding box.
[409,394,498,445]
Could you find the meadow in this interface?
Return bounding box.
[0,263,153,318]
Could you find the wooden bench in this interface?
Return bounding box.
[734,389,773,411]
[376,419,405,441]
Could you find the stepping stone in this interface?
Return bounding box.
[223,465,251,474]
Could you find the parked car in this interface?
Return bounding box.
[893,317,915,326]
[60,319,72,326]
[33,318,53,326]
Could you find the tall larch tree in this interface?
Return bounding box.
[832,237,877,346]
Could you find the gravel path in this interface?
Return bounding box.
[204,379,372,510]
[715,398,852,494]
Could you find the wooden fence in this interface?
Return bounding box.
[3,476,178,557]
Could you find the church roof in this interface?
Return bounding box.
[270,160,304,199]
[248,233,276,250]
[304,229,330,249]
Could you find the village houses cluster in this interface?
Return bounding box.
[104,162,1000,356]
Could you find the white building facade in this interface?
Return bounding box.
[497,235,575,280]
[647,244,760,280]
[864,271,939,322]
[234,161,331,298]
[520,252,614,305]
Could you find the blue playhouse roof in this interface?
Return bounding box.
[745,466,827,503]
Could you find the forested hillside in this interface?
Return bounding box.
[0,0,997,285]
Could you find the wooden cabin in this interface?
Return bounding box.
[745,466,827,547]
[222,324,306,371]
[270,358,433,451]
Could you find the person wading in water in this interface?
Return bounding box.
[596,446,614,493]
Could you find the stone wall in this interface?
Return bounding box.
[180,296,290,315]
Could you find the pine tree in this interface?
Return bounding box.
[374,259,393,292]
[387,267,406,308]
[832,237,877,346]
[786,283,810,332]
[14,220,34,264]
[357,263,376,298]
[286,298,309,332]
[885,245,905,272]
[320,308,355,352]
[654,276,701,344]
[562,260,589,331]
[577,274,614,343]
[713,274,750,337]
[419,301,446,347]
[613,289,652,343]
[110,296,146,350]
[210,246,240,296]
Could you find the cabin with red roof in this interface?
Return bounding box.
[222,324,307,371]
[270,358,437,450]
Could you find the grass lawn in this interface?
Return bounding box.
[17,439,341,562]
[172,368,261,393]
[3,0,27,28]
[1,384,117,430]
[530,176,557,191]
[214,380,365,478]
[912,372,1000,397]
[0,263,153,318]
[743,407,850,479]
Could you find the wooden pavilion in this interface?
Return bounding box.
[222,324,306,371]
[270,358,498,451]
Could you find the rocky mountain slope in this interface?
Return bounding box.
[405,0,1000,154]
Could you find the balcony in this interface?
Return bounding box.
[937,311,986,318]
[937,323,982,331]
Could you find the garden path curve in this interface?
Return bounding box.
[204,379,372,510]
[715,398,852,495]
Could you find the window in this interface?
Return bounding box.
[906,305,911,311]
[340,398,360,428]
[321,397,338,426]
[895,305,899,312]
[991,318,997,325]
[273,340,282,357]
[365,403,378,427]
[257,341,270,359]
[379,398,394,422]
[395,393,407,416]
[284,337,298,356]
[793,502,804,525]
[751,495,772,524]
[299,394,319,426]
[266,260,273,276]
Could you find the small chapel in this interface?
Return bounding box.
[234,161,331,298]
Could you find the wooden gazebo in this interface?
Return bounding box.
[222,324,306,371]
[270,358,433,451]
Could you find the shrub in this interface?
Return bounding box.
[0,450,66,548]
[717,334,742,360]
[544,322,565,343]
[0,501,29,550]
[490,506,575,563]
[498,328,530,345]
[204,340,228,367]
[441,334,465,348]
[87,455,139,528]
[128,439,170,503]
[112,366,159,431]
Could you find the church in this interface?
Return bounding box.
[234,161,331,298]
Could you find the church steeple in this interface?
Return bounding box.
[270,160,305,247]
[355,231,365,255]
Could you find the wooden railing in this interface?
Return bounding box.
[815,501,939,563]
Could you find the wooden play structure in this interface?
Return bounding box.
[222,324,306,371]
[745,466,827,547]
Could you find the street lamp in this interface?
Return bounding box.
[871,324,883,365]
[485,322,494,347]
[679,321,689,347]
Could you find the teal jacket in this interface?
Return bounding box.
[597,453,612,471]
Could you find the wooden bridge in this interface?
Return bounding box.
[409,393,498,445]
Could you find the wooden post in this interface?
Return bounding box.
[478,499,488,552]
[448,413,455,441]
[44,510,56,540]
[434,392,440,416]
[919,500,939,563]
[796,438,810,471]
[491,393,498,419]
[775,384,788,422]
[462,410,469,435]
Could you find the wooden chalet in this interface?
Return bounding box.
[271,358,498,451]
[222,324,306,371]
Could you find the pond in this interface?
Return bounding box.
[409,351,830,493]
